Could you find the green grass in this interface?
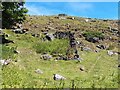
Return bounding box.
[34,39,69,55]
[1,45,16,60]
[1,17,118,88]
[2,49,118,88]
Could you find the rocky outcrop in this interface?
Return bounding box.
[0,34,13,44]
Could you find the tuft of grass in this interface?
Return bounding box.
[1,45,16,59]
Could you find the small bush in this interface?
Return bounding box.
[34,39,69,55]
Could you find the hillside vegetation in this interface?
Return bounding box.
[1,15,119,88]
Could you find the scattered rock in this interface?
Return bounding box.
[56,56,63,60]
[74,54,81,61]
[56,56,67,60]
[110,28,118,34]
[67,17,75,20]
[85,19,90,22]
[12,29,26,34]
[85,37,99,43]
[107,51,114,56]
[34,25,39,28]
[81,47,92,51]
[94,50,100,53]
[13,50,18,54]
[80,66,85,71]
[96,45,106,49]
[16,23,23,29]
[42,54,52,60]
[32,33,40,37]
[118,64,120,68]
[58,14,67,16]
[91,19,97,22]
[0,59,11,65]
[53,74,66,80]
[35,69,43,74]
[45,34,54,41]
[114,52,118,55]
[58,17,66,20]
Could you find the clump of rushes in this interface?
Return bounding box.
[34,39,69,55]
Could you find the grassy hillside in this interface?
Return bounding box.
[1,15,119,88]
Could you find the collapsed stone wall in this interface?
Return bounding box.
[53,31,79,60]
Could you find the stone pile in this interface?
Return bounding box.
[66,32,80,60]
[53,31,70,39]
